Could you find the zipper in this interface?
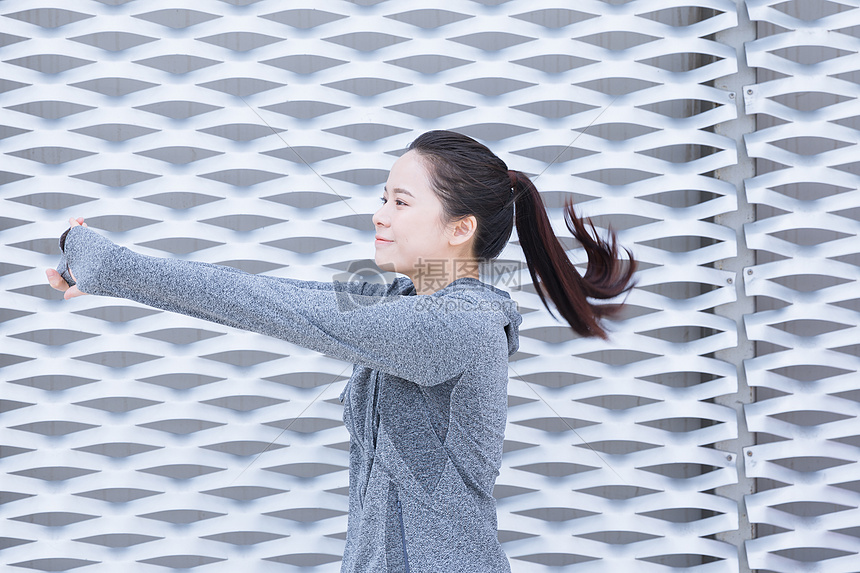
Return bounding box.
[396,499,411,572]
[339,378,349,403]
[370,371,380,449]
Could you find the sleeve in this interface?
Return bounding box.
[58,225,491,385]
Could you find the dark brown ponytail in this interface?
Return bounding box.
[408,130,636,339]
[511,170,635,338]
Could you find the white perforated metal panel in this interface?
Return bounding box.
[742,1,860,572]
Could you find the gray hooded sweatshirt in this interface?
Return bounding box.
[57,225,521,572]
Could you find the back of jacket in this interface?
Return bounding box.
[339,277,520,572]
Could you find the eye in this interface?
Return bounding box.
[380,196,406,206]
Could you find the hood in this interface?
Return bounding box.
[438,277,522,358]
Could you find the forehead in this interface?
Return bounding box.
[385,151,434,196]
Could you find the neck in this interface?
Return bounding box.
[409,257,480,295]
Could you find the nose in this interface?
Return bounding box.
[372,203,388,228]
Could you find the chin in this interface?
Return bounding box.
[373,255,395,273]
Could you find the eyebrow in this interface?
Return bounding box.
[383,186,415,198]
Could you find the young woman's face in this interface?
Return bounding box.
[372,151,462,278]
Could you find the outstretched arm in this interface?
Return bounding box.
[48,222,509,385]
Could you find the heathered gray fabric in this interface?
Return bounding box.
[58,225,520,572]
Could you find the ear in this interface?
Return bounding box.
[448,215,477,247]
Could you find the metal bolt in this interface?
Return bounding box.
[728,92,735,99]
[727,277,733,285]
[747,88,753,95]
[746,451,753,457]
[726,454,732,461]
[747,269,753,275]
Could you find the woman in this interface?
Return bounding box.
[47,130,635,572]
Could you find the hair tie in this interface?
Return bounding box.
[508,170,517,197]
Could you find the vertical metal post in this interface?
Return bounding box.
[713,2,757,571]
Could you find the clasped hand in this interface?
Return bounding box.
[45,217,88,300]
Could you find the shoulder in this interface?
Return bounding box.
[428,278,520,325]
[438,278,516,305]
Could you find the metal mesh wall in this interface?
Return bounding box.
[1,1,857,572]
[742,1,860,571]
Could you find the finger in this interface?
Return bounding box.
[75,217,87,227]
[64,285,86,299]
[45,269,70,292]
[68,217,80,227]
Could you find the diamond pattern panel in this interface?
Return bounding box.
[2,1,745,571]
[742,1,860,572]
